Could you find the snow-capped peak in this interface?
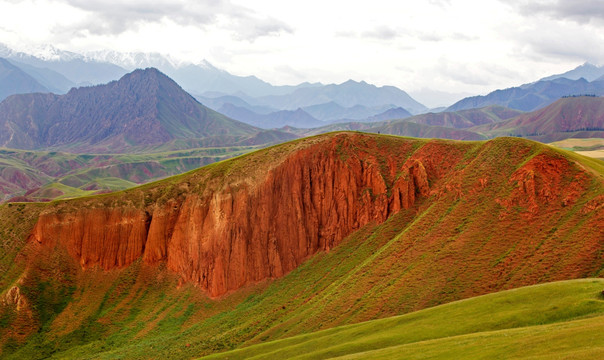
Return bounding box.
[0,42,83,62]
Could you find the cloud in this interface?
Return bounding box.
[509,0,604,24]
[427,0,452,7]
[519,28,604,63]
[53,0,292,40]
[232,17,294,41]
[437,59,519,87]
[362,26,399,40]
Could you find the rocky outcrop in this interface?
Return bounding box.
[3,285,27,311]
[496,153,578,217]
[389,160,429,213]
[30,208,150,269]
[28,135,433,297]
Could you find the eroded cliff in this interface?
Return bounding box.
[28,134,437,296]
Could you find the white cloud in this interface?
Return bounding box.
[512,0,604,24]
[0,0,601,100]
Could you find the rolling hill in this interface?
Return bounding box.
[0,68,295,153]
[474,96,604,142]
[0,132,602,358]
[204,279,604,359]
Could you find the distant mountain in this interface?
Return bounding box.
[256,79,427,114]
[303,101,398,122]
[196,94,277,115]
[405,106,522,129]
[218,103,325,129]
[302,98,604,143]
[448,77,604,112]
[473,96,604,142]
[0,58,49,101]
[0,43,127,85]
[85,50,323,97]
[0,68,289,152]
[0,45,427,115]
[366,121,485,140]
[364,107,412,122]
[294,105,519,139]
[168,64,322,98]
[541,63,604,82]
[7,59,75,93]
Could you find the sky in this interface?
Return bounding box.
[1,0,603,107]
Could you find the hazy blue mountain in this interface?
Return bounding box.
[0,58,49,101]
[540,63,604,82]
[196,94,278,115]
[218,103,325,129]
[0,45,428,115]
[0,68,275,152]
[7,59,75,93]
[303,102,398,122]
[0,44,127,85]
[85,50,324,97]
[363,107,412,122]
[168,63,323,98]
[447,77,604,112]
[255,80,427,114]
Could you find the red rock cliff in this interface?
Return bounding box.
[29,134,435,297]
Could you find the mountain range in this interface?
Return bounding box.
[0,68,294,153]
[3,43,604,123]
[448,77,604,112]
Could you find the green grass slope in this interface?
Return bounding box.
[0,146,257,201]
[0,133,603,359]
[202,279,604,359]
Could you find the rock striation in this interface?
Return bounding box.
[28,134,433,296]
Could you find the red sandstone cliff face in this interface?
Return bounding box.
[28,135,435,297]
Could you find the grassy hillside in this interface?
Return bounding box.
[0,132,603,359]
[0,146,257,201]
[473,96,604,142]
[203,279,604,359]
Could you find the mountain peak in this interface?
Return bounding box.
[112,67,184,95]
[0,68,261,152]
[540,62,604,82]
[341,79,369,86]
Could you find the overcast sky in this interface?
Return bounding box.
[1,0,603,106]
